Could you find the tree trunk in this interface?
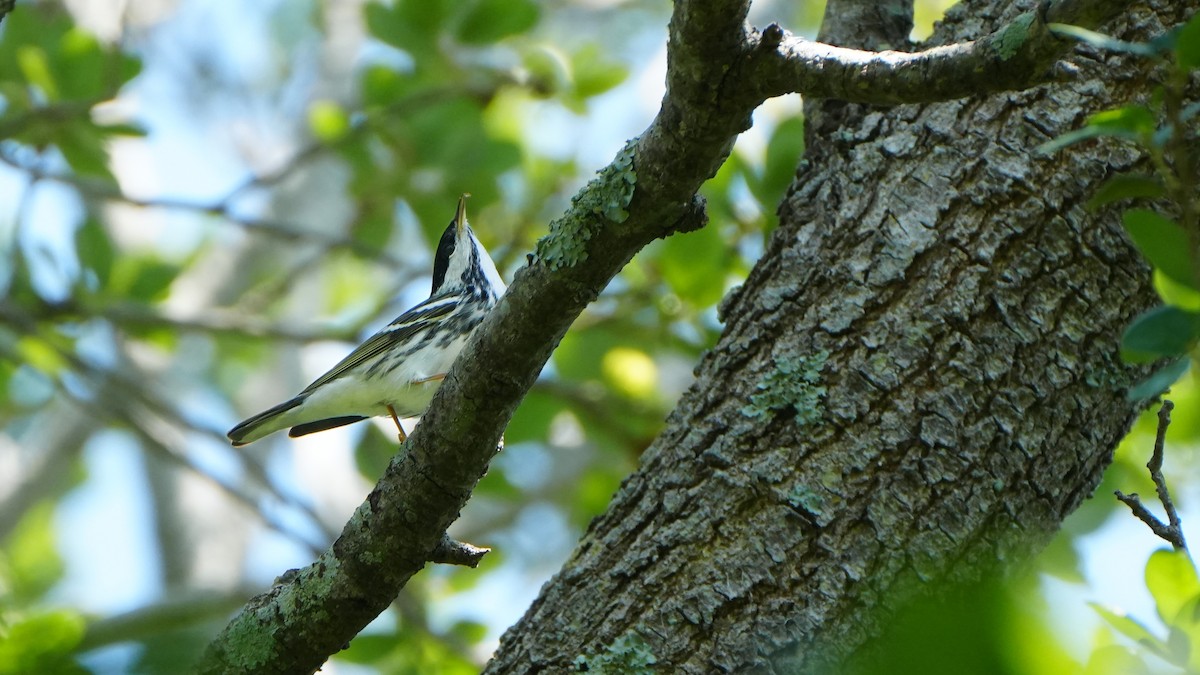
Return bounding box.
[486,1,1176,672]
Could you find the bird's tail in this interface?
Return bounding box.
[227,396,304,447]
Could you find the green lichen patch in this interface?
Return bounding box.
[994,11,1036,61]
[535,139,638,270]
[787,484,829,518]
[574,631,657,673]
[741,350,829,426]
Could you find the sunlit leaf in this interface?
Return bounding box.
[1090,603,1170,659]
[1156,269,1200,310]
[1089,105,1158,135]
[308,99,350,142]
[1146,549,1200,626]
[0,610,87,675]
[1173,595,1200,673]
[3,501,66,602]
[1046,24,1164,57]
[16,45,58,99]
[1082,643,1150,675]
[601,346,658,400]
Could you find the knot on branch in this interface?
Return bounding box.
[664,194,708,237]
[759,23,785,51]
[429,534,490,567]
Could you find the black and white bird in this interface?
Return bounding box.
[227,195,505,446]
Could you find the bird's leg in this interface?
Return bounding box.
[387,404,407,443]
[390,375,446,444]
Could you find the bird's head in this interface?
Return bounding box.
[431,194,506,300]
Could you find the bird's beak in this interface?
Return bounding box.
[456,193,469,235]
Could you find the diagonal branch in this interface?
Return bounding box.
[196,0,1145,670]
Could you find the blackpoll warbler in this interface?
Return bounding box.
[227,195,505,446]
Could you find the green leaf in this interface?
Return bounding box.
[74,218,115,289]
[522,45,571,97]
[1155,270,1200,311]
[361,64,406,108]
[449,619,488,644]
[660,224,728,307]
[1173,595,1200,673]
[1038,105,1159,155]
[1046,24,1164,57]
[3,501,66,602]
[758,116,806,204]
[554,328,620,381]
[110,256,181,302]
[354,425,397,480]
[1087,174,1165,210]
[1082,644,1151,675]
[1090,603,1170,659]
[456,0,539,44]
[365,0,452,53]
[0,610,87,675]
[337,634,398,664]
[56,119,116,181]
[1123,209,1198,290]
[16,45,59,100]
[1176,13,1200,70]
[506,389,567,444]
[1146,549,1200,625]
[308,99,350,142]
[1037,125,1109,155]
[1121,306,1200,363]
[570,44,627,100]
[1089,105,1158,135]
[1127,356,1190,401]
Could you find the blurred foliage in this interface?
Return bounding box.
[0,0,1193,673]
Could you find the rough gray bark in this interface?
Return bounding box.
[485,3,1182,675]
[196,0,1165,670]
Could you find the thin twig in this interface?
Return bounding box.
[1115,400,1188,550]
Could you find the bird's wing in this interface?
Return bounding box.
[299,295,460,394]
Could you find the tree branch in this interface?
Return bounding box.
[1115,400,1188,551]
[749,0,1137,106]
[196,0,1147,669]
